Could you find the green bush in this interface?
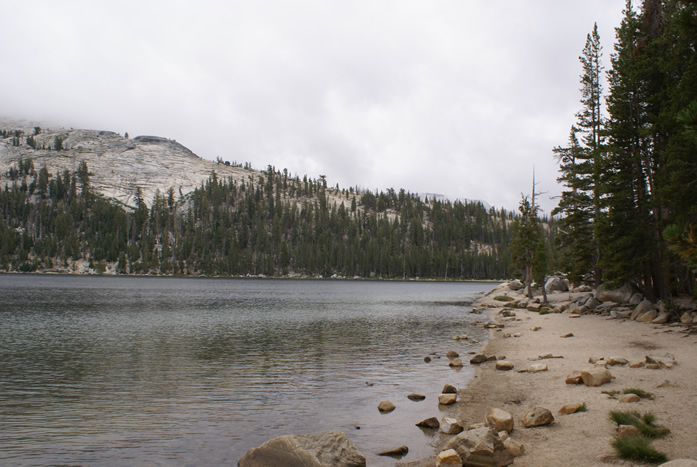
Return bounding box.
[611,436,667,463]
[609,410,670,438]
[494,295,514,302]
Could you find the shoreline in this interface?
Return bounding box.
[410,283,697,466]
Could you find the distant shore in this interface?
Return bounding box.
[412,283,697,465]
[0,270,502,283]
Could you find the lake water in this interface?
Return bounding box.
[0,275,499,465]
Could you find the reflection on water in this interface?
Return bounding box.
[0,275,499,465]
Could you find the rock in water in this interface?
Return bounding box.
[377,445,408,457]
[407,393,426,401]
[416,417,440,429]
[470,354,488,364]
[238,432,366,467]
[378,400,396,413]
[522,407,554,427]
[442,384,458,394]
[439,393,458,405]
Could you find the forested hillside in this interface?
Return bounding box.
[0,154,535,279]
[552,0,697,299]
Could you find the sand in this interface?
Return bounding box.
[424,285,697,466]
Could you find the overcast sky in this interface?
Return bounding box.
[1,1,627,214]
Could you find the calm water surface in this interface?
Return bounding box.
[0,275,499,465]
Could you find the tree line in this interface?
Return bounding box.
[1,159,532,280]
[552,0,696,300]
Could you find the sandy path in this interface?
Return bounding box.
[423,289,697,466]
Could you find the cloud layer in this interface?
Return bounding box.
[0,1,626,213]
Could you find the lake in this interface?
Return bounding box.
[0,275,499,465]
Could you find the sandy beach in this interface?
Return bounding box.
[421,284,697,466]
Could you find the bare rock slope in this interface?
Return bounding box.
[0,122,252,207]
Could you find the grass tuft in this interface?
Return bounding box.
[611,436,668,463]
[609,410,670,439]
[576,402,588,413]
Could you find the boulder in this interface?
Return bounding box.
[606,356,628,366]
[424,356,432,363]
[442,384,458,394]
[378,400,396,413]
[416,417,440,429]
[558,403,585,415]
[508,280,524,291]
[441,417,464,435]
[637,309,658,322]
[522,407,554,427]
[646,354,677,369]
[470,354,488,364]
[447,350,460,359]
[529,363,548,373]
[565,371,584,384]
[408,393,426,401]
[485,408,514,433]
[449,358,464,368]
[545,276,569,293]
[611,309,632,319]
[495,361,514,371]
[618,424,640,439]
[681,312,693,324]
[619,394,641,403]
[503,438,525,457]
[377,445,408,457]
[580,368,612,386]
[436,449,463,466]
[632,299,657,320]
[629,293,644,306]
[658,461,697,467]
[596,284,633,304]
[584,297,602,311]
[439,393,458,405]
[238,432,366,467]
[444,427,513,467]
[652,312,670,324]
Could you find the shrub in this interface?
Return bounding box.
[611,436,667,463]
[609,410,670,438]
[494,295,514,302]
